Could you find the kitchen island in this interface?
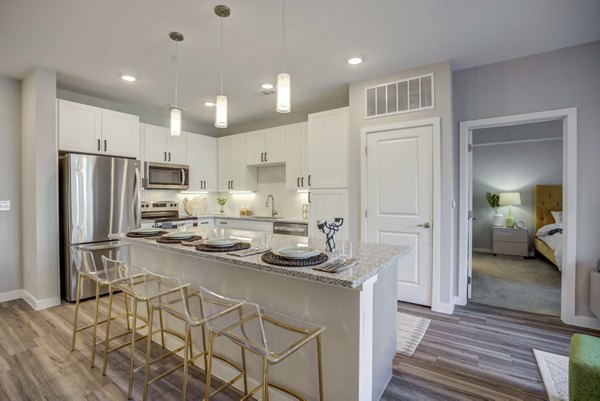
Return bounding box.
[111,229,410,401]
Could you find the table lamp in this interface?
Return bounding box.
[499,192,521,228]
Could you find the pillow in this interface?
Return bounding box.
[551,211,563,224]
[537,223,563,237]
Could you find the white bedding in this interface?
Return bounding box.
[537,223,563,271]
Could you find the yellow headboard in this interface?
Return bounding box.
[534,185,563,233]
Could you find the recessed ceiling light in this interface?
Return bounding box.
[261,83,274,90]
[204,101,215,107]
[347,57,363,65]
[120,74,137,82]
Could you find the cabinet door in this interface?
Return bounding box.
[58,100,102,154]
[245,130,264,166]
[166,132,187,164]
[101,109,139,158]
[218,135,236,191]
[299,122,308,184]
[285,123,303,189]
[201,135,218,191]
[264,126,286,164]
[307,107,349,188]
[186,132,203,191]
[308,188,349,241]
[143,124,168,163]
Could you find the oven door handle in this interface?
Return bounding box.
[181,169,186,186]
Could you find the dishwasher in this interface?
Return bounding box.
[273,222,308,236]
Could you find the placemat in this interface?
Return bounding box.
[261,252,328,267]
[156,235,203,245]
[126,230,168,238]
[195,242,251,253]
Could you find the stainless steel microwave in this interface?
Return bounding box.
[144,162,189,190]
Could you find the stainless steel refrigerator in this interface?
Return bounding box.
[59,153,140,301]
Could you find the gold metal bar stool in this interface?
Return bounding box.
[141,270,248,401]
[199,287,326,401]
[70,246,134,368]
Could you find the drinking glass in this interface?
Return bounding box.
[337,241,353,259]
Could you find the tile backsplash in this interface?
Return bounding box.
[141,165,309,219]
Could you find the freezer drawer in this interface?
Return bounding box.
[62,241,130,302]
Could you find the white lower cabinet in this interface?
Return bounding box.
[197,218,215,229]
[308,188,349,241]
[215,218,273,233]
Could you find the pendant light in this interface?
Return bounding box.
[214,5,230,128]
[276,0,290,113]
[168,31,184,137]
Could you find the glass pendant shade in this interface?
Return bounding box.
[214,95,228,128]
[276,73,291,113]
[170,108,182,137]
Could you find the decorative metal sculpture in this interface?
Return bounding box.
[317,218,344,253]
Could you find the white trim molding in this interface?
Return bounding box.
[457,108,594,328]
[22,290,61,311]
[360,117,444,312]
[0,289,24,303]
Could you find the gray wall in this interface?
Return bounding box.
[0,76,22,295]
[454,40,600,317]
[472,122,563,252]
[349,60,455,307]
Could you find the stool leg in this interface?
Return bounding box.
[71,273,83,351]
[204,331,214,401]
[241,346,248,395]
[142,305,154,401]
[124,292,131,331]
[262,356,269,401]
[316,334,324,401]
[182,323,190,401]
[201,324,208,371]
[158,309,166,347]
[90,280,101,368]
[102,285,115,376]
[128,297,138,399]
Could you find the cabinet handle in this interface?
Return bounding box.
[301,177,304,187]
[231,180,234,189]
[308,192,311,203]
[260,152,264,162]
[104,139,107,152]
[203,180,206,189]
[220,221,228,225]
[164,152,167,161]
[297,177,300,187]
[308,174,312,186]
[97,139,101,152]
[200,221,209,225]
[168,152,171,162]
[265,152,267,162]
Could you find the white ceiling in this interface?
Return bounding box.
[1,0,599,132]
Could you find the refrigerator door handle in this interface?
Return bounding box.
[75,168,84,229]
[133,164,141,228]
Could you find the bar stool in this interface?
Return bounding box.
[70,246,133,368]
[141,270,248,401]
[198,287,325,401]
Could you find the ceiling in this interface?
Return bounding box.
[1,0,599,133]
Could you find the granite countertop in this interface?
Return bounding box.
[194,214,309,224]
[110,228,409,289]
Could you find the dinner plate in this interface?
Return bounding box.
[204,238,238,247]
[165,231,196,239]
[133,227,161,234]
[273,246,321,259]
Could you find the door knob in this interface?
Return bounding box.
[418,222,431,228]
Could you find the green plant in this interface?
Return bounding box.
[485,192,500,213]
[217,198,228,206]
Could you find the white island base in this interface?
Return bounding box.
[122,235,403,401]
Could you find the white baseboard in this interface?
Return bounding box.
[473,248,493,254]
[454,295,466,307]
[0,289,24,303]
[21,290,61,311]
[431,301,454,314]
[562,314,600,330]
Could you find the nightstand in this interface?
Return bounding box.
[492,227,528,257]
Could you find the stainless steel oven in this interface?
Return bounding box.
[144,162,189,190]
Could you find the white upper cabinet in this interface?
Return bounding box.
[244,126,285,166]
[58,99,139,158]
[101,109,139,158]
[308,188,349,241]
[186,132,217,191]
[218,134,257,192]
[285,122,308,189]
[142,124,187,164]
[307,107,349,188]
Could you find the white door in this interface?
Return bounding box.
[365,125,433,306]
[144,124,168,163]
[308,189,349,241]
[101,109,139,158]
[264,126,286,164]
[58,100,102,154]
[166,132,187,164]
[466,131,474,299]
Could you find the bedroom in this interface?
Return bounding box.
[470,120,564,316]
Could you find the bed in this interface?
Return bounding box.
[534,185,563,269]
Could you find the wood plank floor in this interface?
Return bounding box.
[1,297,598,400]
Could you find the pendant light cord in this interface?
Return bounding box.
[282,0,286,73]
[220,15,224,95]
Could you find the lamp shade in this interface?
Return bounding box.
[276,72,291,113]
[214,95,228,128]
[170,108,182,137]
[499,192,521,206]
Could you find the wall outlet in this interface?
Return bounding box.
[0,200,10,211]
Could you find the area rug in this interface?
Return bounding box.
[396,312,430,357]
[534,349,569,401]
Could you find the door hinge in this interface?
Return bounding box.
[468,144,473,152]
[364,210,367,218]
[365,146,368,155]
[468,210,473,219]
[467,276,472,284]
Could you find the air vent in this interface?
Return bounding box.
[261,89,275,96]
[365,73,434,119]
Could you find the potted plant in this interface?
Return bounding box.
[486,192,504,227]
[217,197,228,214]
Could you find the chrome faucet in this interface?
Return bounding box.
[265,194,278,217]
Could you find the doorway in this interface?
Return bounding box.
[458,108,578,325]
[361,118,441,308]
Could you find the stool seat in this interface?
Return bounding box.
[570,333,600,401]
